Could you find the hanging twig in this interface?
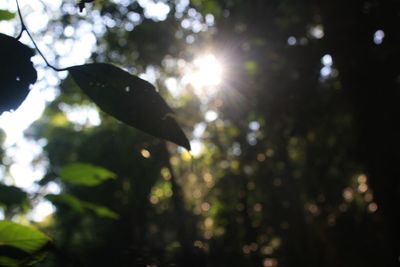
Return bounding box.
[14,0,26,40]
[15,0,69,72]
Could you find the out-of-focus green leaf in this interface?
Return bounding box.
[0,221,50,254]
[59,163,116,186]
[0,184,28,208]
[244,60,258,76]
[45,194,85,213]
[0,10,15,21]
[191,0,222,17]
[85,203,119,219]
[46,194,119,219]
[68,63,191,150]
[0,256,19,267]
[0,247,47,266]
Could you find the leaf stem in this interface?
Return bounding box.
[15,0,25,39]
[15,28,24,40]
[15,0,69,72]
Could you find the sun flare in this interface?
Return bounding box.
[184,53,223,95]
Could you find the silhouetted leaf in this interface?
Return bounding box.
[46,194,119,219]
[68,63,191,150]
[0,221,50,254]
[0,10,15,21]
[59,163,116,186]
[0,184,28,208]
[0,33,37,113]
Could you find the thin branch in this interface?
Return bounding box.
[23,29,69,72]
[15,0,25,28]
[15,0,25,39]
[15,28,24,40]
[15,0,69,72]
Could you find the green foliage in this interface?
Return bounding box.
[0,220,50,253]
[84,203,119,219]
[45,194,119,219]
[45,194,85,213]
[0,248,47,267]
[0,0,398,266]
[59,163,116,186]
[244,61,258,76]
[0,257,19,267]
[191,0,222,18]
[0,10,15,21]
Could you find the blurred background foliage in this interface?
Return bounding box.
[0,0,399,266]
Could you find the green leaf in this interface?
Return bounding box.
[45,194,85,213]
[244,60,258,76]
[191,0,222,18]
[46,194,119,219]
[0,10,15,21]
[59,163,116,186]
[68,63,190,150]
[0,221,50,254]
[0,256,19,267]
[0,247,47,266]
[85,203,119,219]
[0,184,28,208]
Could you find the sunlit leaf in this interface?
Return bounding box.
[0,221,50,254]
[59,163,116,186]
[0,10,15,21]
[68,63,190,150]
[0,33,37,113]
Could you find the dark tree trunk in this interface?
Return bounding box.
[322,1,400,266]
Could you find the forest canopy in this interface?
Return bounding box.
[0,0,399,266]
